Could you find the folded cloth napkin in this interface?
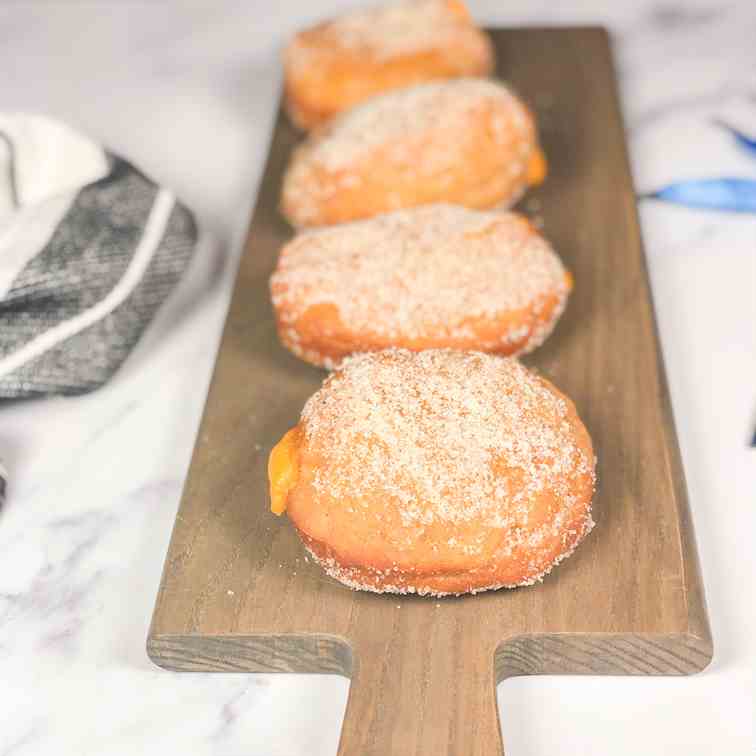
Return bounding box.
[0,114,197,399]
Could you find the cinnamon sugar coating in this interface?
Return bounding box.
[282,349,596,596]
[284,0,494,130]
[280,78,541,227]
[271,205,571,366]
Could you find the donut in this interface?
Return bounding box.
[280,78,546,228]
[268,349,596,596]
[284,1,494,131]
[270,205,571,368]
[283,0,494,131]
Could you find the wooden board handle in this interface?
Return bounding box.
[338,630,503,755]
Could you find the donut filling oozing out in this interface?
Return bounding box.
[527,148,547,185]
[268,427,300,515]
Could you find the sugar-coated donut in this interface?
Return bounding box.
[268,349,596,596]
[283,0,494,131]
[280,78,546,228]
[270,205,571,368]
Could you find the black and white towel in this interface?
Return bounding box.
[0,114,198,400]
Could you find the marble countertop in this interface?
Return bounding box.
[1,2,754,754]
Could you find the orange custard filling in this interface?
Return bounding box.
[447,0,472,22]
[268,427,301,515]
[527,147,547,186]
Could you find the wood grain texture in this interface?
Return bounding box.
[148,28,712,755]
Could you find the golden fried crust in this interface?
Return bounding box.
[283,0,494,130]
[270,205,571,368]
[273,350,596,596]
[296,498,593,595]
[280,79,542,228]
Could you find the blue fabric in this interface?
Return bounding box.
[645,178,756,213]
[714,120,756,156]
[642,122,756,214]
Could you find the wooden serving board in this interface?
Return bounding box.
[148,28,712,755]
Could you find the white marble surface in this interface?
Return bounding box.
[0,1,754,754]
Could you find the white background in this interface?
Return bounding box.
[0,1,754,754]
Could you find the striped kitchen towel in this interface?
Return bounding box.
[0,114,197,399]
